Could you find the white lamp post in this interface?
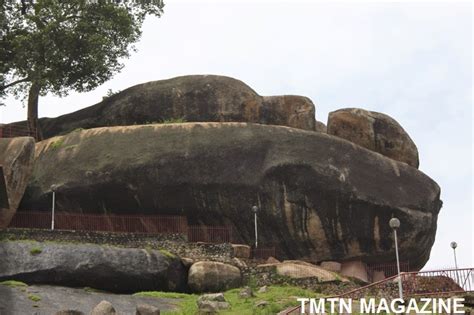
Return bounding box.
[389,217,403,300]
[252,205,259,248]
[50,184,58,230]
[451,241,460,285]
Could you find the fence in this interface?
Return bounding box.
[367,261,410,280]
[0,124,37,140]
[187,225,233,243]
[9,211,188,235]
[252,246,277,260]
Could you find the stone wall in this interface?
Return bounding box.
[0,228,234,263]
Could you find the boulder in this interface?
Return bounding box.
[20,123,441,269]
[327,108,419,168]
[315,121,327,133]
[188,261,241,293]
[90,300,116,315]
[238,286,254,299]
[231,244,251,259]
[136,304,160,315]
[340,260,369,283]
[320,261,342,272]
[258,261,341,282]
[257,286,268,293]
[0,137,35,228]
[196,293,230,313]
[9,75,316,139]
[0,241,186,293]
[266,257,280,264]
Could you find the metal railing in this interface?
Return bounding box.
[9,211,188,234]
[282,267,474,314]
[0,124,37,140]
[187,225,234,243]
[252,246,277,260]
[367,261,410,280]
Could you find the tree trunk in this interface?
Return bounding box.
[27,82,41,140]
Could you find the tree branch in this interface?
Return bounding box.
[0,77,30,91]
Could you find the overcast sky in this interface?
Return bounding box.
[1,1,472,270]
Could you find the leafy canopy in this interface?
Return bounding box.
[0,0,164,100]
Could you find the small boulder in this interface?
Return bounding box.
[315,121,327,133]
[231,244,251,259]
[238,286,254,299]
[197,293,230,313]
[327,108,419,168]
[188,261,242,293]
[181,257,194,268]
[90,300,116,315]
[257,286,268,293]
[255,300,269,308]
[136,304,160,315]
[266,257,280,264]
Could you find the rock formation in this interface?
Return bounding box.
[0,137,35,228]
[0,241,186,293]
[19,123,441,269]
[8,75,316,139]
[188,261,242,292]
[327,108,419,168]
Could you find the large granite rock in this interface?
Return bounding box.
[9,75,316,139]
[188,261,242,293]
[0,241,186,293]
[327,108,419,168]
[20,123,441,269]
[0,137,35,228]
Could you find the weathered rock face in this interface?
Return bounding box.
[20,123,441,269]
[188,261,242,293]
[0,137,35,228]
[257,260,342,282]
[0,241,186,293]
[327,108,419,168]
[9,75,316,139]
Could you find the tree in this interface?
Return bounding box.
[0,0,164,138]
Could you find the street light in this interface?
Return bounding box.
[389,217,403,300]
[50,184,58,230]
[451,241,459,285]
[252,205,259,248]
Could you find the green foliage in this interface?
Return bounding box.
[159,249,175,258]
[28,294,41,302]
[49,138,64,150]
[29,246,43,255]
[0,0,164,113]
[102,89,121,100]
[135,285,321,315]
[0,280,28,287]
[161,118,187,124]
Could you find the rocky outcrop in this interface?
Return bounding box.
[0,241,186,293]
[0,137,35,228]
[188,261,242,292]
[327,108,419,168]
[8,75,316,139]
[19,123,441,269]
[315,121,327,133]
[257,260,343,282]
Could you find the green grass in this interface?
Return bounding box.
[134,285,322,315]
[161,118,187,124]
[0,280,28,287]
[28,294,41,302]
[50,138,64,150]
[29,246,42,255]
[159,249,176,259]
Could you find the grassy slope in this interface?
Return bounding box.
[135,285,322,315]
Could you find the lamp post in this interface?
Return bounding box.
[50,184,58,230]
[451,241,459,285]
[389,217,403,300]
[252,205,259,248]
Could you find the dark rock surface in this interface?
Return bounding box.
[0,241,186,293]
[9,75,316,139]
[0,137,35,228]
[19,123,441,269]
[327,108,419,168]
[0,284,179,315]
